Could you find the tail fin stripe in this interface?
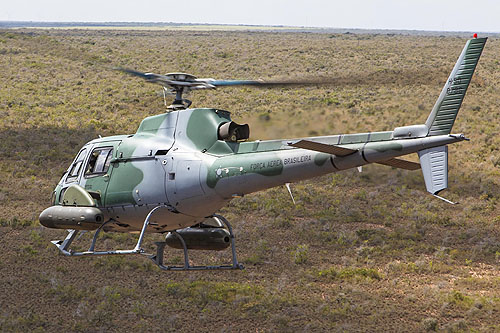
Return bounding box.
[466,49,482,54]
[468,46,484,51]
[449,83,470,88]
[436,114,457,118]
[464,54,481,59]
[440,101,463,108]
[434,120,457,126]
[464,51,482,57]
[435,114,458,120]
[442,98,463,103]
[435,118,456,123]
[459,64,477,70]
[436,112,456,116]
[439,107,460,112]
[458,65,477,70]
[442,96,463,102]
[434,118,456,124]
[434,120,456,126]
[461,61,477,66]
[441,100,463,107]
[437,108,459,114]
[441,101,462,107]
[455,72,474,77]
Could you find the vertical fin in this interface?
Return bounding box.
[418,145,448,195]
[425,37,487,136]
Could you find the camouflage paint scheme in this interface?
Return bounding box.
[52,106,462,233]
[47,37,486,234]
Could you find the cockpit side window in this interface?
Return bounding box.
[66,148,87,183]
[85,147,113,177]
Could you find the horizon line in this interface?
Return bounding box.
[1,21,498,34]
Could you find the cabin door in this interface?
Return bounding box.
[163,155,205,211]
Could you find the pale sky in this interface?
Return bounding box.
[2,0,500,32]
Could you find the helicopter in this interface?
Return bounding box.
[39,36,486,271]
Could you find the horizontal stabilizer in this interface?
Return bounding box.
[418,145,448,194]
[377,158,421,170]
[288,140,356,156]
[290,140,420,171]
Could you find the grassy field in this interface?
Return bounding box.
[0,28,499,332]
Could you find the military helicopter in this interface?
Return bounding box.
[39,36,486,271]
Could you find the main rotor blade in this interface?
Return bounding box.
[117,67,439,90]
[116,67,342,89]
[207,78,340,88]
[117,68,169,83]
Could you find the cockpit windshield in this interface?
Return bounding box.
[66,148,87,182]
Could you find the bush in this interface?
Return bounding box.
[292,244,309,264]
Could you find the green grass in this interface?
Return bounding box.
[317,266,382,281]
[0,29,499,332]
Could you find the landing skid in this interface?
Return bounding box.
[50,206,244,271]
[51,205,166,256]
[149,214,244,271]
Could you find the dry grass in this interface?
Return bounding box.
[0,28,499,332]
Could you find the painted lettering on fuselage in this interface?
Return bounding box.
[250,159,282,170]
[283,155,312,166]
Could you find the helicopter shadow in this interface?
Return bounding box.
[0,124,101,180]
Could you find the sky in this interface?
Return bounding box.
[1,0,500,32]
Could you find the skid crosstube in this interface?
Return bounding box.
[149,214,244,271]
[50,206,244,271]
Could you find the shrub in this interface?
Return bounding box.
[292,244,309,264]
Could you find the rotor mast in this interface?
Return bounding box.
[170,87,192,110]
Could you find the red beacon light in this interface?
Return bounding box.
[473,33,478,38]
